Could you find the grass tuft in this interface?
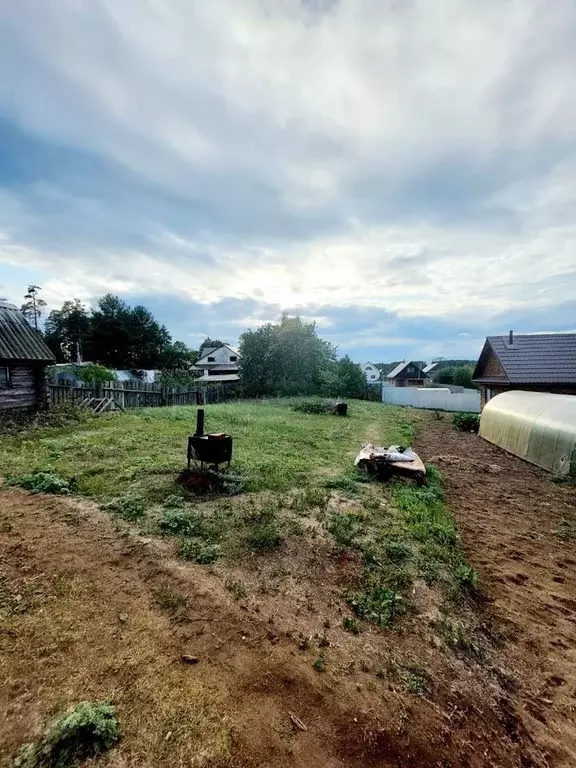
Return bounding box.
[13,701,120,768]
[6,470,70,495]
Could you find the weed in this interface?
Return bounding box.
[13,701,120,768]
[224,578,247,601]
[555,518,576,541]
[103,495,146,521]
[327,512,364,548]
[245,521,284,552]
[323,476,360,494]
[157,508,212,538]
[384,539,412,563]
[292,400,326,415]
[434,615,481,659]
[455,563,479,591]
[347,581,405,627]
[6,470,70,495]
[290,487,330,513]
[396,664,428,695]
[452,412,480,432]
[153,586,188,620]
[179,539,221,564]
[312,654,326,672]
[343,616,361,634]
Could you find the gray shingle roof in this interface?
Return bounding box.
[485,333,576,384]
[0,302,55,362]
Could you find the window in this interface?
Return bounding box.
[0,367,9,388]
[207,356,216,362]
[229,356,237,362]
[486,387,493,403]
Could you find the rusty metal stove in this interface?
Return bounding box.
[187,408,233,470]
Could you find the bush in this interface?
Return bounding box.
[346,582,405,627]
[103,495,146,521]
[452,412,480,432]
[327,512,363,548]
[245,521,284,551]
[14,701,120,768]
[74,363,117,386]
[179,539,221,564]
[6,471,70,495]
[292,400,326,415]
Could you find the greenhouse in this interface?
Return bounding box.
[480,390,576,476]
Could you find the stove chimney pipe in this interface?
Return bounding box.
[509,329,514,345]
[195,408,205,437]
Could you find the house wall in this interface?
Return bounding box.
[198,346,238,366]
[0,362,45,410]
[360,364,380,384]
[390,363,426,388]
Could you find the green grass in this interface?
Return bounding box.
[0,399,413,503]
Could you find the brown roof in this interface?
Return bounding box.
[473,333,576,384]
[0,302,55,362]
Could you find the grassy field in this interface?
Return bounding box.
[1,399,479,640]
[0,399,414,501]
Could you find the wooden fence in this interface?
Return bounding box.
[49,380,237,409]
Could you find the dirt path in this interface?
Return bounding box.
[415,413,576,768]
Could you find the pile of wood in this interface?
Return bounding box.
[354,443,426,483]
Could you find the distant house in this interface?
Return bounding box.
[0,301,55,410]
[473,331,576,407]
[386,361,427,388]
[360,362,381,384]
[192,344,240,383]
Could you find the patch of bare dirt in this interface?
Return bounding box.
[0,469,558,767]
[415,412,576,768]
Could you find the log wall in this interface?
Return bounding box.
[0,362,42,410]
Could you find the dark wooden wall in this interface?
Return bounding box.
[0,362,44,410]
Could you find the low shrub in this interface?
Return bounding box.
[6,470,70,495]
[179,539,221,564]
[342,616,361,634]
[103,495,146,521]
[245,521,284,551]
[452,412,480,432]
[327,512,364,548]
[455,563,479,591]
[346,582,405,627]
[292,400,326,415]
[14,701,120,768]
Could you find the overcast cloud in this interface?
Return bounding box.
[0,0,575,361]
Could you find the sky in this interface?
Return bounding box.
[1,0,575,363]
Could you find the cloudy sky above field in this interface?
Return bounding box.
[1,0,575,362]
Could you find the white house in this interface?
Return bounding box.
[360,362,381,385]
[192,344,240,382]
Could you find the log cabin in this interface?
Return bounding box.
[0,301,55,410]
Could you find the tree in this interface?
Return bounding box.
[21,285,47,330]
[452,365,474,388]
[74,363,117,386]
[161,341,198,370]
[88,294,172,369]
[239,315,336,397]
[435,367,455,385]
[332,355,366,398]
[45,299,91,362]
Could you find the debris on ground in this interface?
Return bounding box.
[354,443,426,482]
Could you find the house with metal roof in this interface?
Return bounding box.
[0,301,56,410]
[473,330,576,407]
[386,360,427,388]
[191,343,240,383]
